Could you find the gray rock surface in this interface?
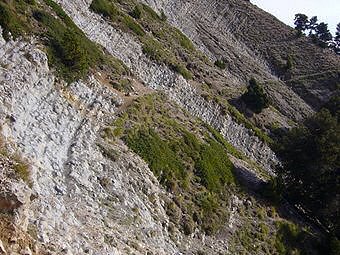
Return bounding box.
[0,35,178,254]
[0,32,240,255]
[141,0,339,115]
[55,0,278,173]
[1,1,335,253]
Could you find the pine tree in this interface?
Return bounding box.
[334,23,340,54]
[294,14,309,35]
[315,22,333,48]
[277,109,340,237]
[241,78,269,114]
[308,16,318,35]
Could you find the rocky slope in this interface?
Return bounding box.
[0,28,288,255]
[141,0,339,110]
[0,0,338,254]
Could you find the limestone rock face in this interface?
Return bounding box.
[0,34,178,254]
[0,30,236,255]
[55,0,278,173]
[1,0,335,254]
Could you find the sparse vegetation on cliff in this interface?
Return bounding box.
[0,0,34,41]
[89,0,195,80]
[108,93,236,234]
[0,0,127,83]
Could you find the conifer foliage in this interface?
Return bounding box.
[294,14,339,53]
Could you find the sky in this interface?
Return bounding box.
[252,0,339,34]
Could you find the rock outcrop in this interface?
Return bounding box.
[54,0,278,173]
[0,30,235,255]
[1,0,337,253]
[0,33,176,254]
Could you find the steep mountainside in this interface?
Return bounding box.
[0,0,339,254]
[142,0,339,110]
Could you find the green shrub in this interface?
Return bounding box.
[43,0,75,28]
[34,11,88,81]
[0,3,25,41]
[286,55,294,70]
[122,15,145,36]
[196,191,226,234]
[59,29,89,72]
[33,7,106,82]
[90,0,118,18]
[174,29,195,52]
[171,63,193,80]
[241,78,270,114]
[196,139,234,191]
[275,221,304,254]
[13,158,30,183]
[142,37,170,62]
[125,128,187,187]
[141,4,161,21]
[130,5,142,19]
[214,59,226,69]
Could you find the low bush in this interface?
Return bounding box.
[129,5,142,19]
[90,0,118,18]
[142,37,169,62]
[214,59,226,69]
[196,139,235,192]
[122,15,145,36]
[125,128,187,186]
[13,157,30,183]
[241,78,270,114]
[33,7,107,82]
[171,63,193,80]
[275,221,305,255]
[141,4,161,21]
[0,2,26,41]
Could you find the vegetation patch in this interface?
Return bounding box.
[241,78,270,114]
[214,59,226,69]
[0,0,128,83]
[89,0,195,80]
[126,128,187,186]
[0,0,34,41]
[104,93,236,234]
[33,1,112,83]
[0,137,30,184]
[196,139,234,192]
[90,0,119,18]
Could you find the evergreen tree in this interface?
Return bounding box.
[241,78,269,114]
[314,22,333,48]
[334,23,340,54]
[308,16,318,35]
[277,109,340,237]
[294,13,309,35]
